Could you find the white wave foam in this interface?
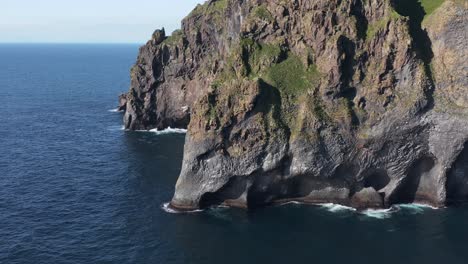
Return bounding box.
[409,203,439,209]
[356,203,439,219]
[118,126,187,134]
[148,127,187,135]
[107,125,125,131]
[396,203,439,213]
[162,200,439,217]
[161,202,203,214]
[108,108,123,113]
[360,208,394,219]
[319,203,357,213]
[276,201,304,206]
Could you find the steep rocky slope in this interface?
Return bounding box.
[121,0,468,210]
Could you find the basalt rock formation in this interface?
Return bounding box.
[121,0,468,210]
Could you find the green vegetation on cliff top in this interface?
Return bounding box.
[163,29,184,45]
[366,0,446,40]
[366,9,401,40]
[190,0,228,25]
[419,0,445,17]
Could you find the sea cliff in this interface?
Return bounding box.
[121,0,468,210]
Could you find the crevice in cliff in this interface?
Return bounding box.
[446,142,468,205]
[351,0,369,40]
[255,79,291,141]
[391,0,435,112]
[125,116,132,130]
[337,36,360,128]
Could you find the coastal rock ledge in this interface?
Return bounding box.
[120,0,468,210]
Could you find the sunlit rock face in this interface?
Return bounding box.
[121,0,468,210]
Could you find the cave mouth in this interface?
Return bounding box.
[446,142,468,205]
[199,176,248,208]
[390,156,436,205]
[364,169,390,192]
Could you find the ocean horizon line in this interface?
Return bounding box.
[0,42,143,45]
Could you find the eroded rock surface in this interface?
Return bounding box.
[121,0,468,210]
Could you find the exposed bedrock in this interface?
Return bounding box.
[121,0,247,130]
[120,0,468,210]
[172,113,468,210]
[118,93,127,112]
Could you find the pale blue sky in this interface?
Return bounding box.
[0,0,205,43]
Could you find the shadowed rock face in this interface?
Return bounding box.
[447,142,468,203]
[121,0,468,210]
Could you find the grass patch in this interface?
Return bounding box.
[162,29,184,45]
[265,54,320,95]
[310,95,331,123]
[253,6,274,22]
[207,0,228,14]
[190,0,227,16]
[242,40,283,78]
[189,0,228,30]
[393,0,445,22]
[208,38,325,137]
[365,6,402,40]
[366,19,387,40]
[419,0,445,17]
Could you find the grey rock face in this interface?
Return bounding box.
[118,93,127,112]
[121,0,468,210]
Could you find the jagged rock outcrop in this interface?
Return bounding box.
[121,0,468,210]
[122,2,237,130]
[118,93,127,112]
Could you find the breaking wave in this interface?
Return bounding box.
[361,204,439,219]
[319,203,357,213]
[119,127,188,134]
[148,127,187,134]
[160,200,440,218]
[396,203,440,213]
[279,201,439,219]
[360,208,395,219]
[161,202,203,214]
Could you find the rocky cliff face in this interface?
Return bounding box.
[121,0,468,210]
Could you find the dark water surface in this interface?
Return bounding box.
[1,44,467,264]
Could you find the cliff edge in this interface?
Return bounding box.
[121,0,468,210]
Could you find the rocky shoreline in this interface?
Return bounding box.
[120,0,468,210]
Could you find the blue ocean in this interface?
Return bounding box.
[1,44,467,264]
